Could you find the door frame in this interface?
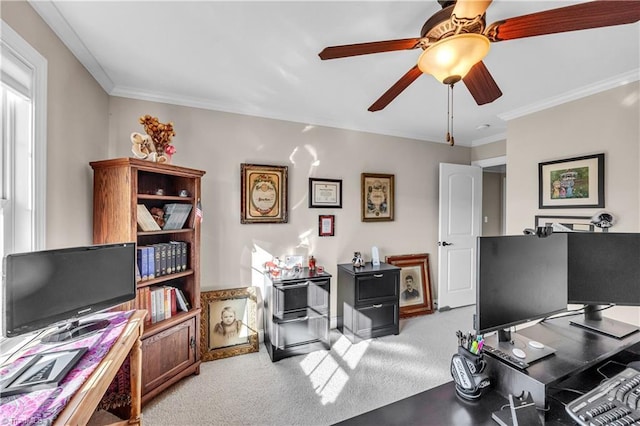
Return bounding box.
[472,156,507,236]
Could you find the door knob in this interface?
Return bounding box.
[438,241,452,246]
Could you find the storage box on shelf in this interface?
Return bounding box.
[337,262,400,343]
[90,157,205,405]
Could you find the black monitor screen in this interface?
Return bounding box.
[3,243,136,338]
[568,232,640,306]
[476,233,568,335]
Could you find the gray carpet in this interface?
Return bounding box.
[140,306,475,425]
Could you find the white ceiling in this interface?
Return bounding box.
[30,1,640,147]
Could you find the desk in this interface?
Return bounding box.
[54,310,145,425]
[337,318,640,425]
[486,316,640,407]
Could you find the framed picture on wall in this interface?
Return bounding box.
[240,163,288,223]
[361,173,394,222]
[318,215,335,237]
[538,153,604,209]
[309,178,342,208]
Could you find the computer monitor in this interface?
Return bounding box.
[3,242,136,343]
[475,233,568,363]
[567,232,640,339]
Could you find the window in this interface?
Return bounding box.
[1,20,47,341]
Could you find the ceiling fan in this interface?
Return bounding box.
[319,0,640,113]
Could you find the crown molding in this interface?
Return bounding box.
[470,132,507,147]
[28,0,114,93]
[499,69,640,122]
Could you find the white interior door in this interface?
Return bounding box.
[437,163,482,310]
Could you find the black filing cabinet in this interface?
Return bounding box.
[337,262,400,342]
[263,268,331,361]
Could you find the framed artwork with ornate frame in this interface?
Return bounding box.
[241,163,288,224]
[384,253,434,319]
[538,153,604,209]
[361,173,394,222]
[309,178,342,208]
[200,287,259,361]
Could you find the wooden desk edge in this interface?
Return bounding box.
[54,310,146,426]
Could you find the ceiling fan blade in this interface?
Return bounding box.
[452,0,492,20]
[319,38,422,60]
[368,65,423,112]
[486,0,640,42]
[463,61,502,105]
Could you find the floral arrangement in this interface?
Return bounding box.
[131,115,176,163]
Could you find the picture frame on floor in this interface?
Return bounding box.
[385,253,434,318]
[200,287,258,361]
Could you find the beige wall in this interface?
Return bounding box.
[2,1,110,249]
[471,140,506,162]
[482,172,504,236]
[506,81,640,325]
[107,97,470,313]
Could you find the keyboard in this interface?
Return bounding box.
[566,366,640,426]
[482,344,529,370]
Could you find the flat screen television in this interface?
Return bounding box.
[2,242,136,343]
[475,233,568,363]
[567,232,640,339]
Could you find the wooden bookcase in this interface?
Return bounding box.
[90,157,205,405]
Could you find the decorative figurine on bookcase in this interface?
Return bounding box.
[150,207,165,228]
[130,114,176,164]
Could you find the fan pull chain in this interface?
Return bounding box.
[446,83,455,146]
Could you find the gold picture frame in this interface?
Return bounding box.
[385,253,434,319]
[241,163,288,224]
[361,173,394,222]
[200,287,259,361]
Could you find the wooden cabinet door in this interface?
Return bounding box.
[141,318,196,395]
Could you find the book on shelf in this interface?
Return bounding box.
[162,203,192,230]
[142,285,188,323]
[163,286,178,318]
[174,287,190,312]
[137,247,148,281]
[136,246,156,281]
[171,241,188,271]
[137,204,161,231]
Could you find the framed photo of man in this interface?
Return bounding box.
[385,253,434,319]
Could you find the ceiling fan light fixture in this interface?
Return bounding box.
[417,33,490,84]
